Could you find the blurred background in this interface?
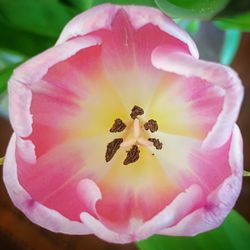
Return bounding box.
[0,0,250,249]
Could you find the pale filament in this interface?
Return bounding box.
[133,118,140,138]
[120,118,153,148]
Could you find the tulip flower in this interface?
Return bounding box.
[3,4,244,244]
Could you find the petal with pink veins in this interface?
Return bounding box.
[152,47,244,148]
[159,125,243,236]
[3,135,91,235]
[57,4,198,58]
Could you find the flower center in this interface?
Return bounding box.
[105,105,163,165]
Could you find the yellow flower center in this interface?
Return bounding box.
[105,105,163,165]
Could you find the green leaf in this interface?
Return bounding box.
[215,0,250,18]
[0,63,19,94]
[155,0,229,20]
[219,29,241,65]
[59,0,90,11]
[0,49,24,71]
[0,49,25,94]
[0,22,54,57]
[175,19,201,34]
[0,0,77,38]
[89,0,157,7]
[215,12,250,32]
[137,210,250,250]
[0,92,8,118]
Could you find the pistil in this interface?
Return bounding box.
[133,118,140,138]
[120,118,153,148]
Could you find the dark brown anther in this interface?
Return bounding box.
[144,119,158,133]
[105,138,123,162]
[148,138,163,150]
[130,105,144,119]
[109,118,126,132]
[123,145,140,165]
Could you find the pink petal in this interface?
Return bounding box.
[8,79,32,137]
[135,184,204,240]
[13,36,101,84]
[159,125,243,236]
[146,73,225,139]
[77,179,102,216]
[152,47,244,148]
[184,135,232,192]
[87,9,191,111]
[15,126,133,223]
[80,212,133,244]
[15,134,114,222]
[27,43,129,159]
[57,4,198,58]
[95,147,182,232]
[16,139,87,221]
[3,134,91,235]
[144,131,231,196]
[16,136,36,164]
[8,36,101,138]
[56,4,119,45]
[27,78,84,158]
[80,184,203,243]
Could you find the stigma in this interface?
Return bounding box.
[105,105,163,165]
[120,118,153,148]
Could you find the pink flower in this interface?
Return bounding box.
[3,4,244,244]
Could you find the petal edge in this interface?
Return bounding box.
[3,134,91,235]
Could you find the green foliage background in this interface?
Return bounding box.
[137,210,250,250]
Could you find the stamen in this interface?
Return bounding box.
[105,138,123,162]
[123,145,140,165]
[144,119,158,133]
[148,138,163,150]
[110,118,126,132]
[133,118,140,138]
[130,105,144,119]
[105,105,164,165]
[137,137,154,147]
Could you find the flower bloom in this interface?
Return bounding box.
[3,4,244,244]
